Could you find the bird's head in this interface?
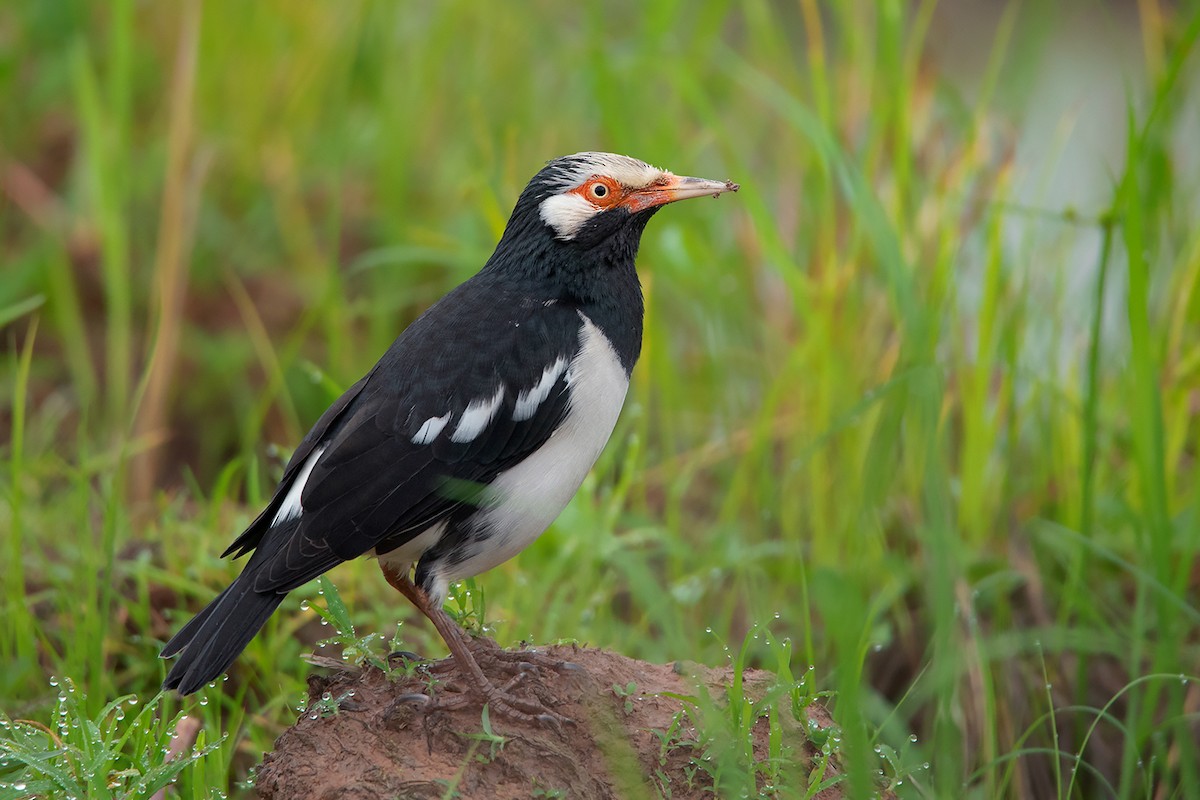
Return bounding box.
[527,152,739,244]
[491,152,738,266]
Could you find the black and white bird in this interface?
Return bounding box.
[161,152,738,718]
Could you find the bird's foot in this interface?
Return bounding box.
[395,670,572,729]
[456,636,583,678]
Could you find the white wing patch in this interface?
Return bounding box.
[514,357,568,421]
[411,412,451,445]
[271,444,327,526]
[451,385,506,443]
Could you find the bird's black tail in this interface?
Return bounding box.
[161,573,285,695]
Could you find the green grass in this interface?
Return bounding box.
[2,0,1200,797]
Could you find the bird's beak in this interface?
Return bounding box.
[621,173,740,213]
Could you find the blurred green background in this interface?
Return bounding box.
[2,0,1199,797]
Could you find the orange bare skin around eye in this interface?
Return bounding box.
[569,175,624,208]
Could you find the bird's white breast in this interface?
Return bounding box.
[438,313,629,586]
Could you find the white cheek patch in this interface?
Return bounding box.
[514,357,568,421]
[451,386,506,443]
[539,193,600,241]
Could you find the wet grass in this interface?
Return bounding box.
[2,1,1200,797]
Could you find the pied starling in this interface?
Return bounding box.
[161,152,739,719]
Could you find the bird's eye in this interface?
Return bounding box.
[590,183,609,199]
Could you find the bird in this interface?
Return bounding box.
[161,152,739,720]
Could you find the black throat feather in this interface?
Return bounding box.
[477,175,656,375]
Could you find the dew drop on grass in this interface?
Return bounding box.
[49,676,58,687]
[14,783,26,791]
[299,600,310,611]
[128,696,139,705]
[199,697,209,706]
[909,734,918,743]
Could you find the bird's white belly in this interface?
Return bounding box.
[440,314,629,585]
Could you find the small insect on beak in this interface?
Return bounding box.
[622,174,740,213]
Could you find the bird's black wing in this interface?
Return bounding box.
[221,374,371,559]
[233,283,584,594]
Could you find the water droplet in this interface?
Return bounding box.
[199,697,209,706]
[49,677,58,687]
[300,600,310,611]
[128,697,139,706]
[14,783,26,791]
[909,734,918,743]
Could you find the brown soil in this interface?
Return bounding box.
[255,643,847,799]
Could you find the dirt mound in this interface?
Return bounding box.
[255,643,845,799]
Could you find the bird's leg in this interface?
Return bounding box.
[379,563,571,725]
[380,564,577,675]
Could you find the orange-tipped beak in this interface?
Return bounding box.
[621,174,740,213]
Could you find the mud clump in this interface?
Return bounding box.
[256,643,846,799]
